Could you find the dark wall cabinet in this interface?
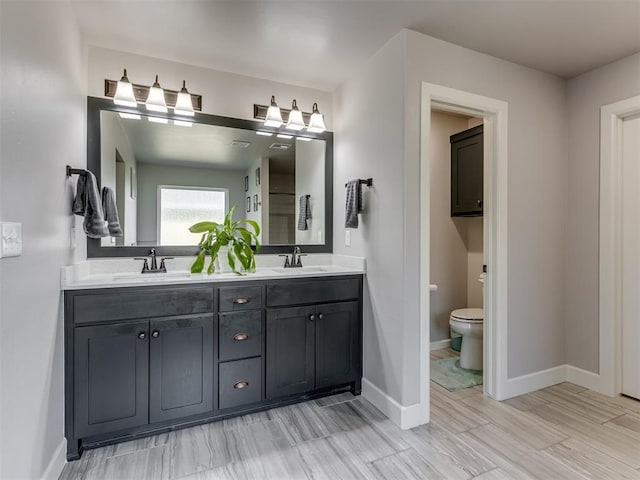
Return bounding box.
[65,275,362,461]
[451,124,483,217]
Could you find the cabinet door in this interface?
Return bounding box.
[149,315,214,423]
[266,306,315,399]
[74,321,149,438]
[315,301,360,389]
[451,126,483,216]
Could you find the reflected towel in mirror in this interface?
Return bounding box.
[101,187,123,237]
[297,195,311,230]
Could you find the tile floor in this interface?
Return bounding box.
[59,349,640,479]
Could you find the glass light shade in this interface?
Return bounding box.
[264,95,283,127]
[148,116,168,124]
[145,75,168,113]
[118,112,141,120]
[174,80,195,116]
[113,69,137,107]
[285,99,305,130]
[307,103,326,133]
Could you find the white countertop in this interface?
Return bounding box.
[61,254,365,290]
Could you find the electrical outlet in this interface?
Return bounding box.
[0,222,23,258]
[345,230,351,247]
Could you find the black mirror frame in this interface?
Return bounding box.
[86,96,333,258]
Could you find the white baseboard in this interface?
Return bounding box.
[430,339,451,351]
[566,365,608,394]
[41,438,66,480]
[361,378,429,430]
[498,365,567,400]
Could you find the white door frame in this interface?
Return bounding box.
[419,82,509,415]
[599,95,640,396]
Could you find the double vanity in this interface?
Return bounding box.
[62,256,364,461]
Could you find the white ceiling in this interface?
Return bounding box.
[72,0,640,91]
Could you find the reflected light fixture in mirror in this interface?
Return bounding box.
[264,95,283,127]
[286,99,305,130]
[307,103,326,133]
[113,69,137,107]
[146,75,168,113]
[174,80,195,116]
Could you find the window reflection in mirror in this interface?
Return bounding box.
[99,110,325,247]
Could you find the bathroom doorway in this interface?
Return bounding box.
[428,110,485,395]
[416,82,509,428]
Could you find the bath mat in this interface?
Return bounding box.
[430,357,483,391]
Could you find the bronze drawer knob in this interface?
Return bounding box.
[233,332,249,341]
[233,381,249,389]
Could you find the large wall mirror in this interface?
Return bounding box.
[86,97,333,257]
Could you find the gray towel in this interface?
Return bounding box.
[345,180,362,229]
[297,195,311,231]
[72,171,109,238]
[102,187,123,237]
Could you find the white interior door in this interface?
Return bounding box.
[622,113,640,400]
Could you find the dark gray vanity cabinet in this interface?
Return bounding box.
[451,124,483,217]
[65,275,362,461]
[149,315,214,423]
[73,320,149,438]
[265,278,362,400]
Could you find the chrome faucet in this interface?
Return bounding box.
[135,248,173,274]
[279,246,306,268]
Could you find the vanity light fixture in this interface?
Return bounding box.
[145,75,168,113]
[264,96,283,127]
[113,69,137,107]
[285,99,305,131]
[256,131,273,137]
[307,103,326,133]
[173,80,195,116]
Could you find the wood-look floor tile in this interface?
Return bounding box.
[168,422,239,479]
[174,448,308,480]
[430,389,490,433]
[467,422,537,458]
[368,448,448,480]
[472,468,521,480]
[455,431,537,480]
[221,409,276,430]
[609,412,640,434]
[533,385,626,423]
[82,445,170,480]
[504,391,549,412]
[547,438,640,480]
[579,390,640,415]
[272,401,341,444]
[531,403,640,468]
[408,423,496,478]
[510,450,591,480]
[460,393,568,450]
[547,382,589,395]
[296,436,375,480]
[325,400,409,453]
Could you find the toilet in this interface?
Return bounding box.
[449,308,484,370]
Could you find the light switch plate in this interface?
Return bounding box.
[0,222,23,258]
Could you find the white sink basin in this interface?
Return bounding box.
[270,266,339,275]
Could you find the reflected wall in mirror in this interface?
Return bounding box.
[87,96,333,257]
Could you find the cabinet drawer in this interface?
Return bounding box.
[219,285,263,312]
[219,311,262,362]
[266,278,360,307]
[73,287,214,324]
[219,357,262,409]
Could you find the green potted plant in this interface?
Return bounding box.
[189,206,261,275]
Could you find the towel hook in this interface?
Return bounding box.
[66,165,86,177]
[344,178,373,188]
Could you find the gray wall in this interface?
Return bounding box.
[334,29,569,405]
[0,1,84,478]
[136,162,245,245]
[565,52,640,373]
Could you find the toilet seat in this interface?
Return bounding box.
[450,308,484,323]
